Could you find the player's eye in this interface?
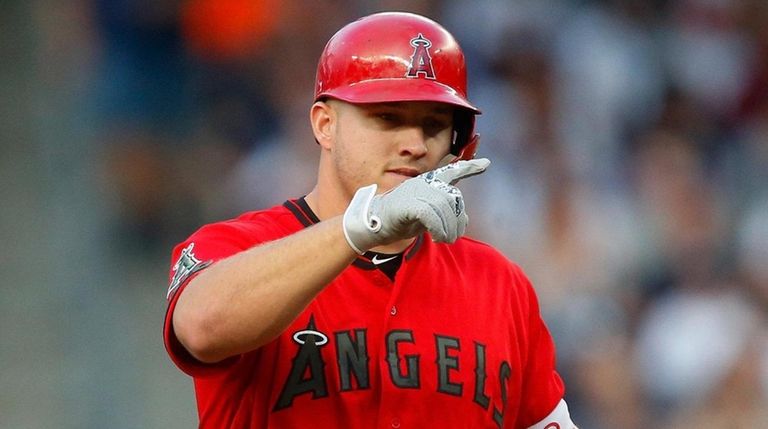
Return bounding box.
[423,117,451,136]
[369,112,404,129]
[377,113,398,122]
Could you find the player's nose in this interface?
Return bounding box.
[396,126,429,158]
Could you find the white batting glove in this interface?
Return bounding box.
[342,158,490,254]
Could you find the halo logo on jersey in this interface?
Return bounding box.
[167,243,210,299]
[406,33,436,79]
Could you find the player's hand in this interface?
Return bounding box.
[342,158,490,254]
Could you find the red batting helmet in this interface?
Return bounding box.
[314,12,480,159]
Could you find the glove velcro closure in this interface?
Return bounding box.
[342,184,380,254]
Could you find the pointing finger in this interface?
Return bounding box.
[428,158,491,185]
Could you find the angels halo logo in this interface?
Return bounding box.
[406,33,436,79]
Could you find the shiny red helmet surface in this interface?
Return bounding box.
[314,12,480,115]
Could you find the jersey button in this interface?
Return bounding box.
[390,305,397,316]
[390,417,401,428]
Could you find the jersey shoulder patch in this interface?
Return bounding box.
[167,243,211,299]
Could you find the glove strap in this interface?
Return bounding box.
[342,184,379,254]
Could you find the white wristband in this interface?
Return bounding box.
[527,399,578,429]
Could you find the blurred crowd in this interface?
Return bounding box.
[13,0,767,427]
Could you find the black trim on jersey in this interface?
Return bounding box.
[352,256,377,270]
[295,197,321,224]
[405,235,423,260]
[283,197,318,227]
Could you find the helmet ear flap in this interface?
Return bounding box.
[455,134,480,161]
[440,133,479,166]
[451,109,477,158]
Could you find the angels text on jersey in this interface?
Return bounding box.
[275,315,513,429]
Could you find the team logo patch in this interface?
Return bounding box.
[406,33,436,79]
[167,243,210,299]
[293,328,329,346]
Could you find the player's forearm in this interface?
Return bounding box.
[173,216,356,363]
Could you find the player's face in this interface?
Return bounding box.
[328,100,454,195]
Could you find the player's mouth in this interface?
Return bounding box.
[386,167,420,178]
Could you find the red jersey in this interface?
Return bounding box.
[164,198,566,428]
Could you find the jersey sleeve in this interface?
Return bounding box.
[515,271,567,428]
[162,222,258,377]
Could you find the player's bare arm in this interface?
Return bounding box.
[173,216,356,364]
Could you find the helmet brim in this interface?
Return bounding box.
[316,78,481,114]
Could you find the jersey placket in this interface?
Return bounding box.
[375,250,415,429]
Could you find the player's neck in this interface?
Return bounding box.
[304,186,345,221]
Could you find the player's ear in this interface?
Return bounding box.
[310,100,336,150]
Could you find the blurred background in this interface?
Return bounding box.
[1,0,766,427]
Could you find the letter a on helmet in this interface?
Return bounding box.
[406,34,436,79]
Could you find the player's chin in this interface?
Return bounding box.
[380,173,412,191]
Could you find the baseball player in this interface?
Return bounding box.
[164,12,577,429]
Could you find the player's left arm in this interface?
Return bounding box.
[515,270,579,429]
